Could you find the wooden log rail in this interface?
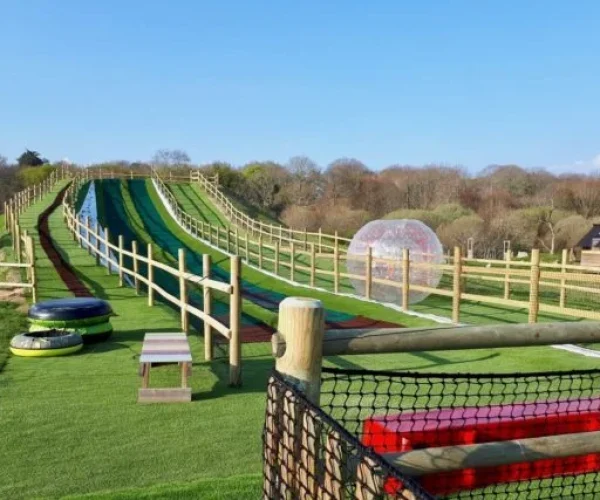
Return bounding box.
[61,186,242,386]
[384,429,600,476]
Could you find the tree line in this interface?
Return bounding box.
[2,148,598,258]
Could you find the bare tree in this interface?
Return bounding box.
[152,149,191,168]
[325,158,370,206]
[281,156,323,206]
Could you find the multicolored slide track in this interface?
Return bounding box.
[90,179,403,343]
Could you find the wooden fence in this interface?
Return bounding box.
[0,169,64,302]
[152,170,600,324]
[267,298,600,496]
[61,181,243,386]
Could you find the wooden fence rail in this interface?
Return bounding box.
[62,181,243,386]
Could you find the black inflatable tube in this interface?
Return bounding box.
[29,298,113,321]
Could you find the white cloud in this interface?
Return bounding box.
[548,154,600,174]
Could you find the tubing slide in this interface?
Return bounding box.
[91,179,401,341]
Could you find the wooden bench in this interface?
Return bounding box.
[138,333,192,403]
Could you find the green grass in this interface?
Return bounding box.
[2,181,599,499]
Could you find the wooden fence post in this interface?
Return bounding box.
[245,233,249,262]
[15,223,21,263]
[28,236,37,303]
[118,235,124,287]
[203,254,213,361]
[95,222,101,266]
[310,243,316,288]
[333,232,339,293]
[365,246,373,300]
[259,235,263,269]
[318,228,322,254]
[179,248,189,333]
[132,240,140,294]
[148,243,154,306]
[528,249,541,324]
[452,246,462,324]
[229,256,242,386]
[560,248,568,308]
[290,242,295,282]
[402,248,410,311]
[85,217,91,254]
[104,227,111,275]
[235,228,239,255]
[274,297,326,404]
[226,227,231,253]
[304,228,308,251]
[504,251,511,300]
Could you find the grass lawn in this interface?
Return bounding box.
[2,180,598,499]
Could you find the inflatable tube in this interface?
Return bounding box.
[30,322,113,336]
[28,298,113,322]
[10,344,83,357]
[10,330,83,357]
[29,314,112,328]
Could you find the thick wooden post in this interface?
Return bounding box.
[504,250,511,300]
[290,242,295,282]
[528,249,541,324]
[402,248,410,310]
[179,248,189,333]
[559,248,568,308]
[275,297,326,404]
[118,235,124,287]
[132,240,140,294]
[104,227,111,274]
[147,243,154,306]
[229,256,242,386]
[333,232,339,293]
[203,254,213,361]
[365,246,373,299]
[452,246,462,324]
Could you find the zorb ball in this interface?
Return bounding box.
[347,219,444,304]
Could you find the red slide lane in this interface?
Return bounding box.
[37,184,93,298]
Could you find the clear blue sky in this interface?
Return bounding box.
[1,1,599,173]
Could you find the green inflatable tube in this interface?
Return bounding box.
[29,314,112,328]
[30,322,113,336]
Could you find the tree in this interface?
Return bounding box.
[0,155,7,168]
[242,161,288,210]
[151,149,191,168]
[325,158,370,206]
[17,149,44,167]
[437,215,485,252]
[280,156,323,206]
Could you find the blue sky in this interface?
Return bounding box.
[1,1,598,173]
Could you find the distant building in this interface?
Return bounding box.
[577,224,600,267]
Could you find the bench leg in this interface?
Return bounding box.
[181,362,188,389]
[142,362,150,388]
